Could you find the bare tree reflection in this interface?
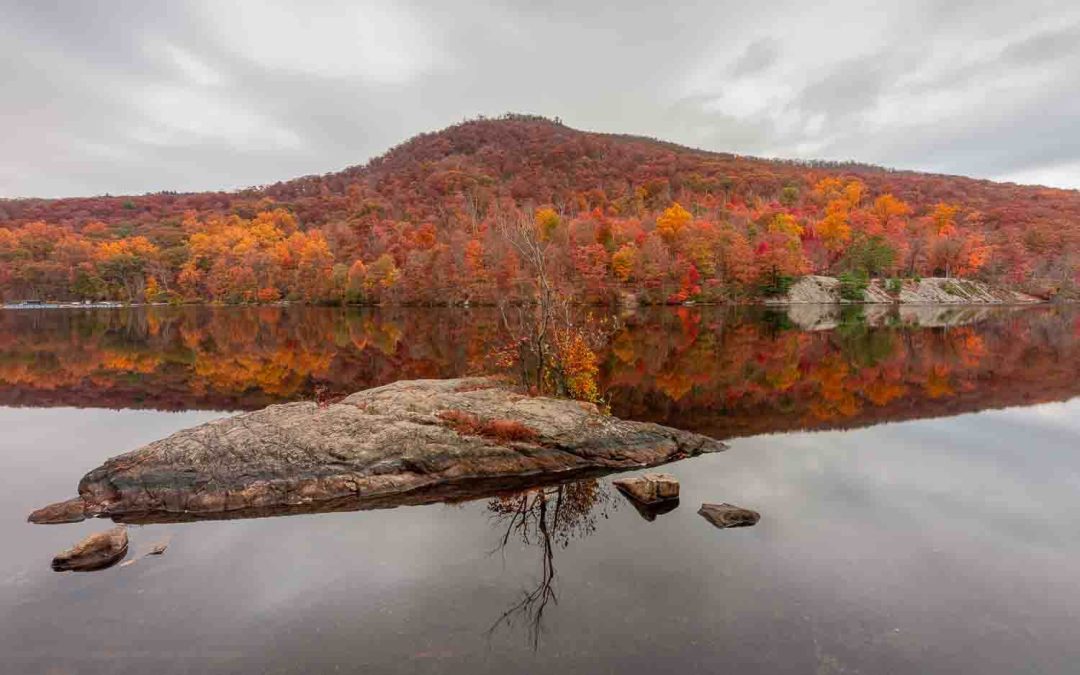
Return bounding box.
[485,479,614,649]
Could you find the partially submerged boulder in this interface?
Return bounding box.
[698,503,760,529]
[51,526,128,571]
[612,473,680,504]
[30,378,725,524]
[613,473,681,522]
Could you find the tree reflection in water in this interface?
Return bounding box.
[485,479,614,649]
[2,305,1077,442]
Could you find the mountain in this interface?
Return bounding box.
[1,114,1077,304]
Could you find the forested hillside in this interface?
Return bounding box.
[2,114,1077,304]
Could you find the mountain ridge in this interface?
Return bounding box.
[4,114,1078,220]
[1,114,1077,304]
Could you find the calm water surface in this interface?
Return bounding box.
[1,305,1078,674]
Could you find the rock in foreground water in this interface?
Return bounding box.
[29,378,725,524]
[698,503,760,529]
[612,473,680,504]
[29,497,87,524]
[51,526,128,571]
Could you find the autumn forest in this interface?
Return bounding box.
[1,115,1078,305]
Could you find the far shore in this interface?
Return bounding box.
[2,300,1064,311]
[2,275,1070,310]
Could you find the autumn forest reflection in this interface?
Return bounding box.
[1,304,1077,439]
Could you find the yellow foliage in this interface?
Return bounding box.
[656,202,692,241]
[768,213,803,239]
[611,243,637,282]
[932,203,960,237]
[535,207,561,241]
[817,201,851,252]
[365,253,400,290]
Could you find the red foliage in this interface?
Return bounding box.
[2,115,1076,302]
[436,409,539,443]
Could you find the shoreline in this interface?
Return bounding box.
[1,299,1066,311]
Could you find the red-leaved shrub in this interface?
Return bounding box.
[437,410,538,443]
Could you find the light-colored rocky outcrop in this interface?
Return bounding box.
[29,378,725,524]
[766,275,841,304]
[893,278,1040,304]
[779,302,1030,331]
[766,275,1041,306]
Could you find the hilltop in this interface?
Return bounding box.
[1,114,1077,304]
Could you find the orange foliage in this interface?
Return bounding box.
[656,202,692,242]
[1,116,1076,304]
[551,327,601,403]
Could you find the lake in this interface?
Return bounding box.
[2,304,1079,674]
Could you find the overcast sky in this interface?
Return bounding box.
[3,0,1080,198]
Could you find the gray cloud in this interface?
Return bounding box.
[1001,21,1080,65]
[795,55,896,120]
[1,0,1079,197]
[729,38,780,78]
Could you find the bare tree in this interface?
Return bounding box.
[495,210,562,393]
[494,209,607,401]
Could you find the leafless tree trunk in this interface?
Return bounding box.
[496,211,560,392]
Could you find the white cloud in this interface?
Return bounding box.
[130,85,303,151]
[208,0,442,85]
[3,0,1080,195]
[160,42,224,86]
[996,162,1080,190]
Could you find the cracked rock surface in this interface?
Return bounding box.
[30,378,724,524]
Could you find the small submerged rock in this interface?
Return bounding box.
[51,526,129,571]
[698,503,760,529]
[612,473,680,504]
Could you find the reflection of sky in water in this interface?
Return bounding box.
[2,398,1078,673]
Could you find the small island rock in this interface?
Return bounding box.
[698,503,760,529]
[30,378,725,524]
[51,526,129,571]
[612,473,680,504]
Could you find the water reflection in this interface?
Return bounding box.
[3,395,1080,672]
[1,304,1076,439]
[486,480,615,648]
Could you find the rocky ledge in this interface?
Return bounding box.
[766,275,1042,305]
[30,378,725,524]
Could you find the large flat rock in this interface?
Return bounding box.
[30,378,725,524]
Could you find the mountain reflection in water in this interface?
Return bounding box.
[3,305,1080,672]
[1,304,1076,439]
